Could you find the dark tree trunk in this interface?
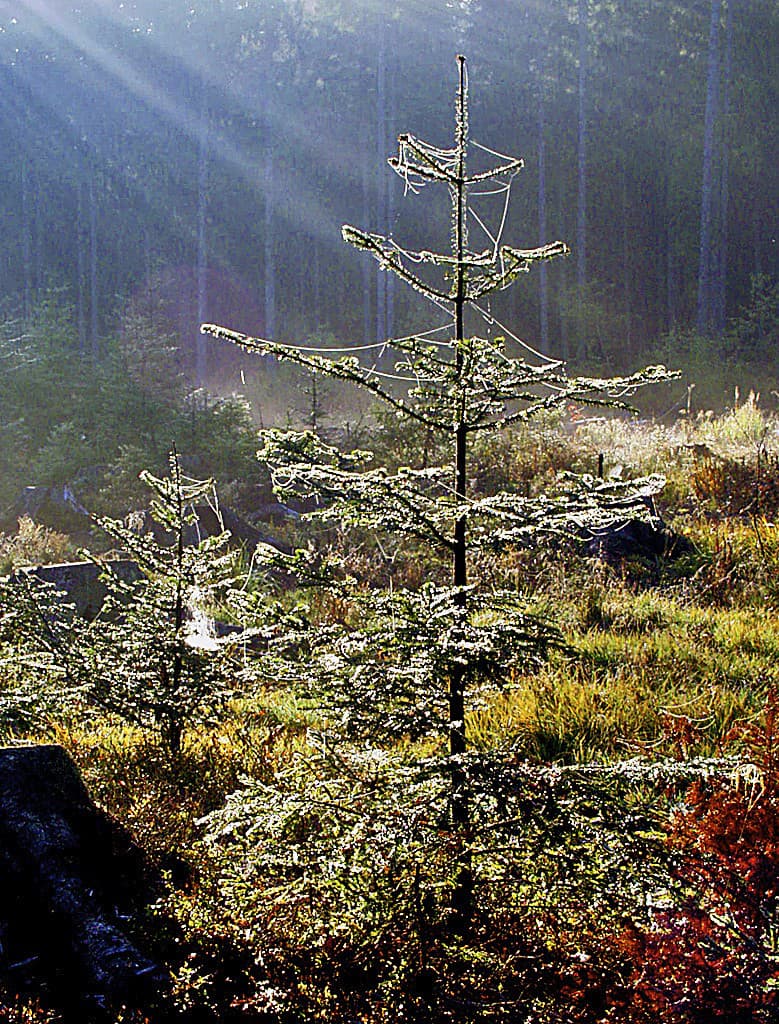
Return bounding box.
[89,170,99,361]
[538,83,549,352]
[574,0,589,362]
[450,56,472,931]
[362,121,372,345]
[166,447,185,761]
[559,246,570,362]
[375,21,388,345]
[696,0,722,335]
[576,0,588,293]
[263,85,277,346]
[622,163,632,354]
[196,89,209,388]
[386,54,397,345]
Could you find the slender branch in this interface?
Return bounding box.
[201,322,447,430]
[466,158,524,183]
[390,133,458,182]
[342,226,452,301]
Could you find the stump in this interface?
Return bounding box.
[584,517,694,564]
[0,745,168,1011]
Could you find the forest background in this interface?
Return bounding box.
[0,5,778,1020]
[0,0,776,425]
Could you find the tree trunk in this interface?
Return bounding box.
[450,55,472,931]
[538,83,549,352]
[576,0,588,293]
[168,447,185,761]
[375,21,388,345]
[362,119,372,345]
[263,87,276,346]
[196,89,209,388]
[575,0,588,362]
[89,169,99,362]
[696,0,722,336]
[386,53,396,347]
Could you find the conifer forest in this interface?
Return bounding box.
[0,2,778,1022]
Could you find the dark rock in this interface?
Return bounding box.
[14,560,142,620]
[584,517,694,564]
[127,502,292,553]
[0,745,168,1013]
[3,485,91,535]
[252,500,300,524]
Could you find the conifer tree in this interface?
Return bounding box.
[0,451,247,757]
[203,56,671,929]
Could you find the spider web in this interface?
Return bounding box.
[230,129,559,384]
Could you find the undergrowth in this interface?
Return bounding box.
[3,402,779,1021]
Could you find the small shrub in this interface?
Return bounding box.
[690,450,779,517]
[0,996,59,1022]
[0,518,75,574]
[0,454,256,757]
[611,697,779,1021]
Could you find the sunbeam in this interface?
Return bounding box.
[14,0,350,247]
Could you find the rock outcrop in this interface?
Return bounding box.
[0,745,168,1014]
[584,516,694,564]
[14,559,142,619]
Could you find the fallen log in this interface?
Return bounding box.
[0,744,168,1012]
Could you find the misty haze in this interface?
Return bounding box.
[0,2,777,1022]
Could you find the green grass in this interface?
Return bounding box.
[4,404,779,1022]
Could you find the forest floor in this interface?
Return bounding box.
[2,395,779,1022]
